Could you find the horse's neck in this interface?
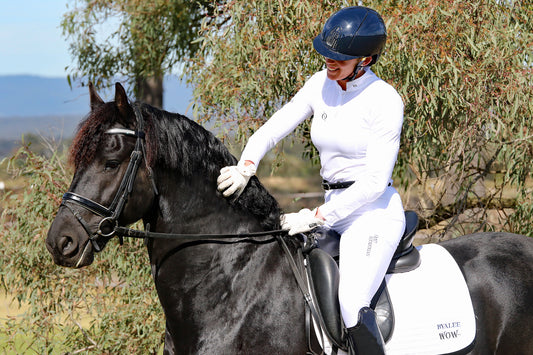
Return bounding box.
[151,238,305,353]
[142,169,306,353]
[144,169,281,284]
[146,115,280,232]
[149,171,266,234]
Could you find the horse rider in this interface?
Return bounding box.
[217,6,405,354]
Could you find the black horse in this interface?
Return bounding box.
[46,83,533,354]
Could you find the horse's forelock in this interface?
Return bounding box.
[69,102,119,169]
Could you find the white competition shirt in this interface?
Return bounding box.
[240,68,404,224]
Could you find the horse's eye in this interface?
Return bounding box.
[104,160,120,171]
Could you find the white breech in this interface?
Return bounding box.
[325,186,405,328]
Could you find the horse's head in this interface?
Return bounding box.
[46,83,156,268]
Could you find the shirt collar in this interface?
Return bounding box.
[344,68,376,92]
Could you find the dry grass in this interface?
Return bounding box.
[0,293,28,324]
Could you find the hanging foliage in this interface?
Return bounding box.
[187,0,533,237]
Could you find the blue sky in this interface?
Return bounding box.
[0,0,73,77]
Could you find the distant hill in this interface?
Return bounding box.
[0,115,80,140]
[0,75,193,157]
[0,76,89,118]
[0,75,193,138]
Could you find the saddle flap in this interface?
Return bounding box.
[307,248,344,348]
[307,248,395,350]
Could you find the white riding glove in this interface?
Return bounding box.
[280,208,325,236]
[217,162,257,198]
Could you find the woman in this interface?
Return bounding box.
[217,6,404,355]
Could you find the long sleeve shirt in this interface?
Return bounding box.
[240,68,404,225]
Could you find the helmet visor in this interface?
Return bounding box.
[313,35,363,61]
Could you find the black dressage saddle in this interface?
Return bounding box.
[304,210,420,349]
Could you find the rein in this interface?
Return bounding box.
[114,225,286,241]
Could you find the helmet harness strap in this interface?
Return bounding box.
[342,61,367,82]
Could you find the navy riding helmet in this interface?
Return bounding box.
[313,6,387,65]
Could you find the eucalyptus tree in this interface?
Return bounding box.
[61,0,217,107]
[187,0,533,237]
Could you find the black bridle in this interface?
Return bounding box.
[59,103,328,354]
[60,104,285,262]
[60,104,158,266]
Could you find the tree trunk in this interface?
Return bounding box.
[135,75,164,108]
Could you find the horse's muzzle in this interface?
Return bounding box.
[46,210,95,268]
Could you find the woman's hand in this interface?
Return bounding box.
[217,161,256,198]
[280,208,325,235]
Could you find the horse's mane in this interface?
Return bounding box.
[69,101,281,230]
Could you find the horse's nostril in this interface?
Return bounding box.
[59,236,77,257]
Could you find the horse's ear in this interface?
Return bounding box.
[89,82,104,111]
[114,82,133,124]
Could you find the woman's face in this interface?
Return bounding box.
[324,57,359,82]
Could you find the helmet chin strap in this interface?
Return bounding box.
[342,62,367,82]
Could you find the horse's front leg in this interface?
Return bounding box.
[162,325,175,355]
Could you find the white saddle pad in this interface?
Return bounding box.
[384,244,476,354]
[320,244,476,355]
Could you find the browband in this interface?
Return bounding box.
[105,128,138,136]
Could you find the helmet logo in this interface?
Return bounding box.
[324,26,342,50]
